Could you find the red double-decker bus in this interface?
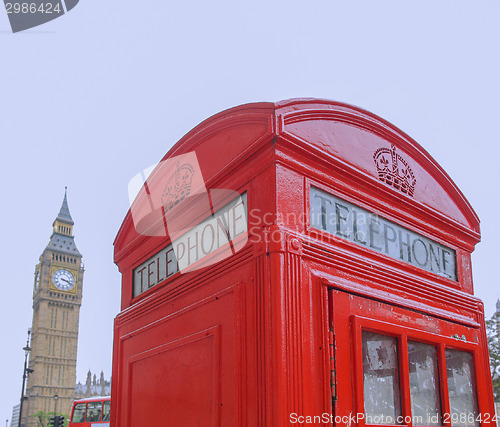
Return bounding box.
[68,396,110,426]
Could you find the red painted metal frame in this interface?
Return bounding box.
[329,288,493,427]
[351,315,483,427]
[112,99,493,427]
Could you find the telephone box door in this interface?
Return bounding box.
[329,289,493,427]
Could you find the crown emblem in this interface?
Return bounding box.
[373,145,416,196]
[161,162,195,212]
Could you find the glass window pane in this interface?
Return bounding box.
[446,349,479,427]
[362,331,402,424]
[408,341,442,426]
[103,400,111,421]
[71,403,86,423]
[86,401,102,422]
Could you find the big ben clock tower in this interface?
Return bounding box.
[23,190,84,426]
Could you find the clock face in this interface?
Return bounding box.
[34,271,40,292]
[52,269,75,291]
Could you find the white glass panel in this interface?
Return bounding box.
[362,331,402,424]
[408,341,441,426]
[446,349,479,427]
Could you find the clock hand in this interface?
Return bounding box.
[61,278,70,284]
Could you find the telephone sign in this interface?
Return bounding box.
[311,186,457,280]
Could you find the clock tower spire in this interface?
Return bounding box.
[54,187,73,225]
[22,189,84,426]
[46,187,81,257]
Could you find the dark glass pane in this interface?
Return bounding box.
[103,400,111,421]
[71,403,86,423]
[362,331,402,424]
[408,341,441,425]
[446,349,479,427]
[86,401,102,422]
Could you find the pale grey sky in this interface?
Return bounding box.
[1,0,499,422]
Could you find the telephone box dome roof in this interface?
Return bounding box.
[114,98,480,262]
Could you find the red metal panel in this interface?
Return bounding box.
[113,280,246,426]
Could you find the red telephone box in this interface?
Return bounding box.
[112,99,495,426]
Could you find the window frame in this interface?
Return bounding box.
[71,402,87,423]
[85,400,103,423]
[102,399,111,422]
[352,315,481,427]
